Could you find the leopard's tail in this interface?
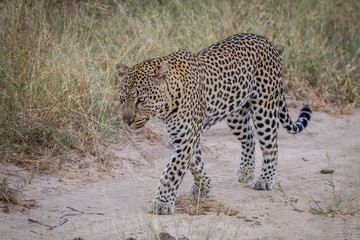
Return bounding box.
[278,95,312,134]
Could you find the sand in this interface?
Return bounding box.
[1,107,360,240]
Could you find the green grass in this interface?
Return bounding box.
[277,179,360,216]
[0,0,359,167]
[308,151,360,216]
[276,181,306,212]
[277,151,360,216]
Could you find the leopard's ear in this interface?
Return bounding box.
[151,61,169,83]
[116,63,128,77]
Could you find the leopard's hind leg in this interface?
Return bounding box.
[250,100,279,190]
[226,102,256,183]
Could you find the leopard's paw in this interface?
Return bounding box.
[236,169,255,183]
[189,184,211,198]
[251,178,274,190]
[149,199,174,215]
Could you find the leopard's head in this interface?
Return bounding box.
[116,60,170,130]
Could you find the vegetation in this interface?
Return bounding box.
[277,151,360,216]
[308,151,360,216]
[0,0,359,167]
[0,178,20,205]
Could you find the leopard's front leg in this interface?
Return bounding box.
[149,125,200,215]
[149,146,194,214]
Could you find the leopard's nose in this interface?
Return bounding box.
[123,119,133,126]
[122,115,134,126]
[122,109,135,127]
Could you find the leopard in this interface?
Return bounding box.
[116,33,312,215]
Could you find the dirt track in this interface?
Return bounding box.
[1,108,360,239]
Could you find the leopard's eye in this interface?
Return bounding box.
[119,95,125,103]
[137,95,147,105]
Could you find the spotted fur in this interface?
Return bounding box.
[117,33,312,215]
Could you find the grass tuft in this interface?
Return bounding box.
[0,0,122,168]
[308,151,360,216]
[0,178,21,205]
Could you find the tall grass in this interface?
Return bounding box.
[0,1,122,167]
[0,0,359,167]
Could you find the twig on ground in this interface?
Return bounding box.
[60,206,104,219]
[28,218,68,230]
[28,206,104,230]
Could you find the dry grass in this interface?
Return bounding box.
[0,0,359,168]
[0,178,21,205]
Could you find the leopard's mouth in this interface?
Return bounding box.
[128,118,150,130]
